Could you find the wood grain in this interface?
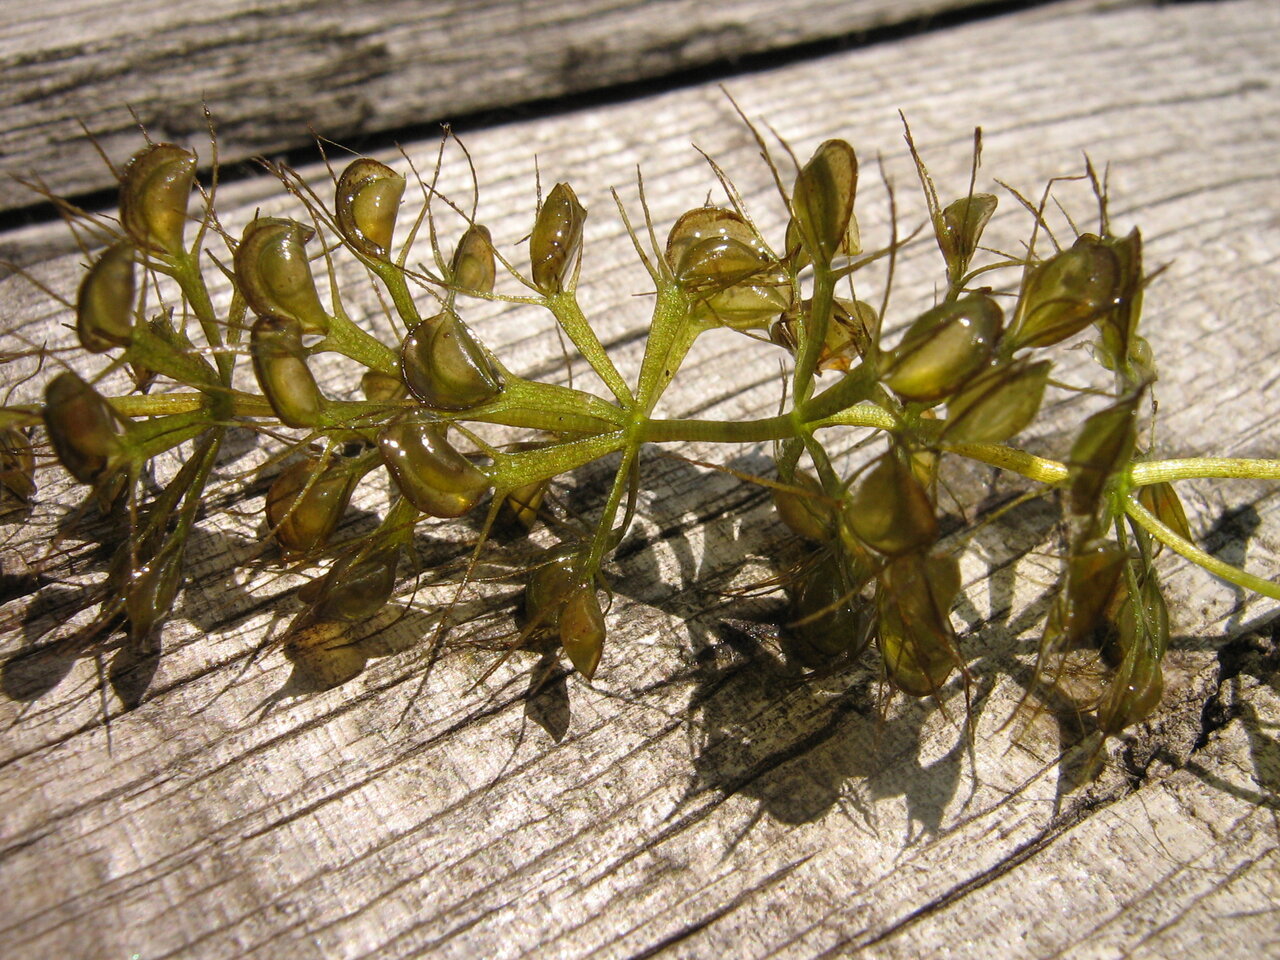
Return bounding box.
[0,0,1004,213]
[1,1,1278,958]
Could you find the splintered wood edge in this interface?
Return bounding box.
[0,0,1007,213]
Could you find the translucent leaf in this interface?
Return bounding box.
[877,552,961,697]
[560,585,606,679]
[335,158,406,260]
[266,458,359,558]
[531,183,586,295]
[1066,392,1139,518]
[944,358,1051,444]
[787,551,875,669]
[938,193,997,277]
[1011,237,1119,350]
[400,311,504,411]
[883,294,1002,404]
[250,316,325,428]
[789,139,858,266]
[844,452,939,556]
[235,218,330,335]
[76,241,136,352]
[43,371,129,486]
[450,224,497,295]
[378,416,491,518]
[119,143,196,256]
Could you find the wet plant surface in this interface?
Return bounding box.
[1,107,1278,793]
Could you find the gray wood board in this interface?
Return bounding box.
[2,1,1279,958]
[0,0,1008,213]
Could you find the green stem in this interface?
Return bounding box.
[318,400,415,430]
[127,321,220,391]
[317,313,399,375]
[642,400,897,446]
[111,393,206,417]
[372,262,422,330]
[776,436,804,483]
[128,411,216,461]
[943,441,1068,485]
[803,429,842,491]
[642,413,794,444]
[172,430,223,538]
[810,403,901,434]
[109,391,275,419]
[454,376,626,434]
[801,362,879,423]
[132,428,221,544]
[1126,495,1280,601]
[586,442,639,571]
[635,285,695,415]
[792,265,834,406]
[171,252,233,384]
[1130,457,1280,486]
[546,292,634,406]
[489,430,627,489]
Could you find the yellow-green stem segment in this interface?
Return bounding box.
[1126,495,1280,600]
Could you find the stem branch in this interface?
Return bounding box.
[1130,457,1280,486]
[547,292,634,406]
[1126,495,1280,600]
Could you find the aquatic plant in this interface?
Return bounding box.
[4,110,1277,765]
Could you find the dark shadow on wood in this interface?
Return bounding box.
[524,655,573,743]
[1182,627,1280,810]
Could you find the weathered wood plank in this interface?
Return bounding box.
[1,1,1278,958]
[0,0,1003,213]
